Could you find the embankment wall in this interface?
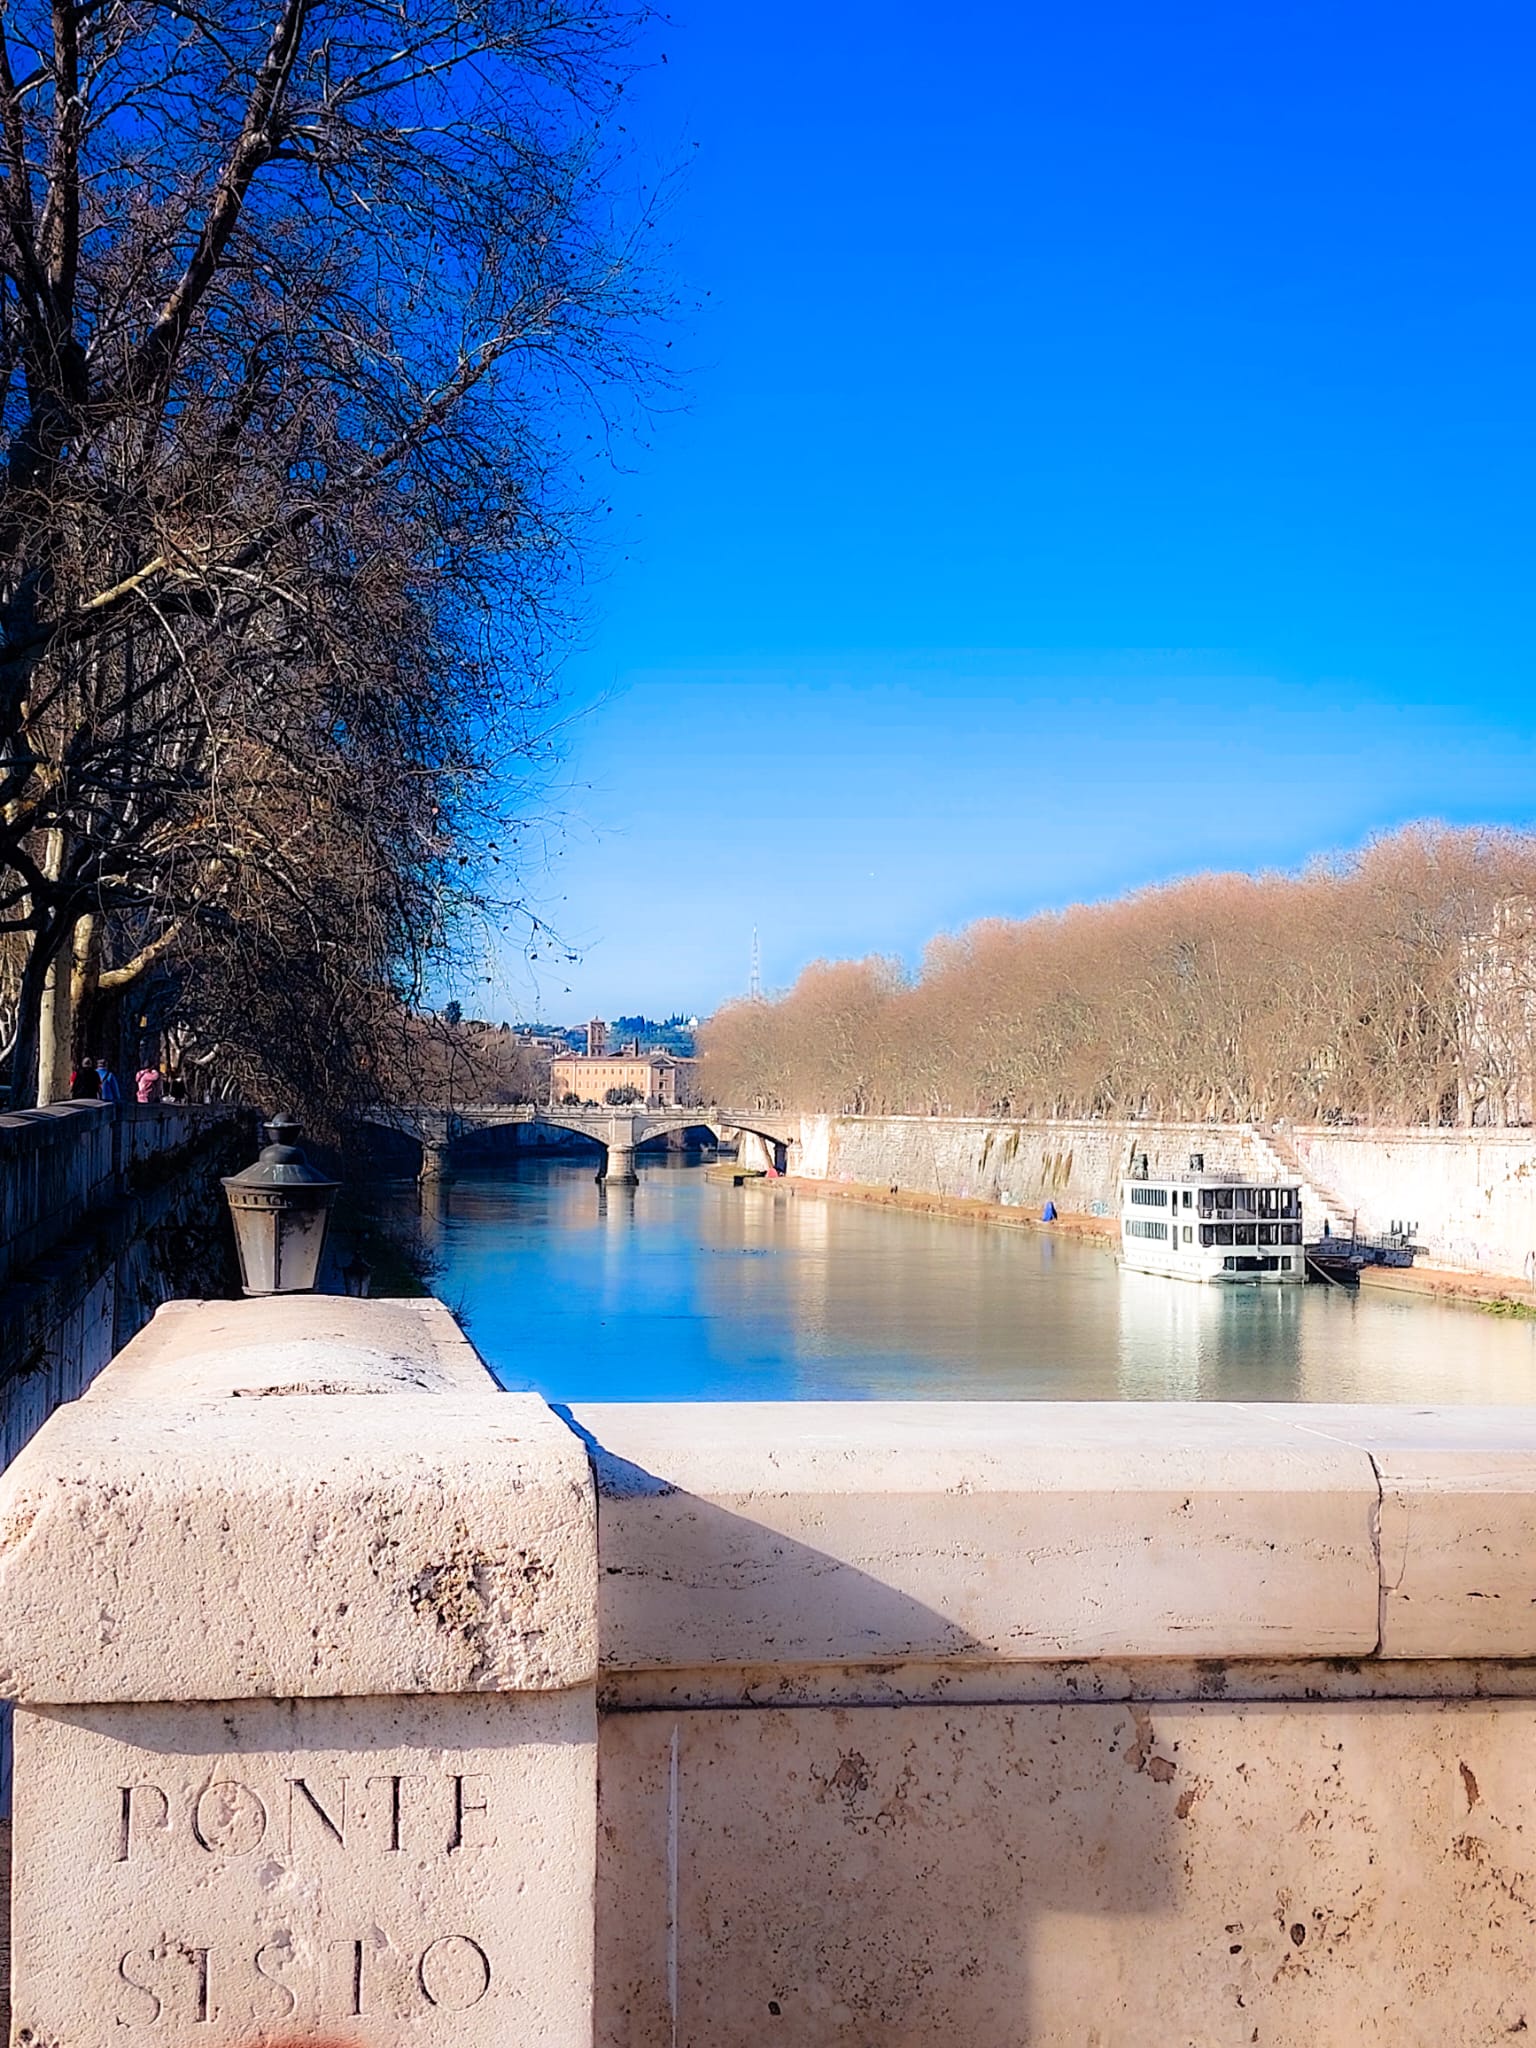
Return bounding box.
[1288,1125,1536,1279]
[794,1113,1536,1279]
[0,1103,253,1470]
[0,1102,252,1809]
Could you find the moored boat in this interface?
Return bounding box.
[1120,1165,1305,1284]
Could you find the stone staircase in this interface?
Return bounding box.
[1249,1125,1355,1241]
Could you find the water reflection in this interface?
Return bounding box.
[387,1159,1536,1404]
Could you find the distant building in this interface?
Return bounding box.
[550,1049,701,1109]
[586,1017,608,1057]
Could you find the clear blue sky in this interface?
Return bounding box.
[487,0,1536,1024]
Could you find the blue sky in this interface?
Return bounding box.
[486,0,1536,1023]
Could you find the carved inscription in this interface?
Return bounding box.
[106,1768,498,2029]
[115,1770,495,1860]
[112,1932,493,2025]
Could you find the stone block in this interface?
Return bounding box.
[574,1401,1382,1667]
[1270,1405,1536,1658]
[0,1300,597,1702]
[12,1691,594,2046]
[597,1697,1536,2046]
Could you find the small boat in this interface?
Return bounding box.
[1119,1166,1305,1285]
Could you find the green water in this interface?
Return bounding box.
[396,1157,1536,1403]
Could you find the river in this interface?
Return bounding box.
[392,1157,1536,1403]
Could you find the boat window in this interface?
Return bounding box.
[1258,1223,1278,1246]
[1129,1186,1169,1208]
[1234,1223,1258,1246]
[1182,1190,1193,1208]
[1183,1225,1193,1244]
[1125,1219,1169,1241]
[1281,1223,1302,1245]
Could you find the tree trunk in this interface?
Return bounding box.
[37,907,98,1103]
[9,916,71,1110]
[28,832,73,1106]
[68,911,100,1067]
[36,943,74,1104]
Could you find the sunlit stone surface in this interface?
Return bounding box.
[598,1699,1536,2045]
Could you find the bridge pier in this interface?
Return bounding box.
[419,1142,451,1182]
[602,1140,639,1184]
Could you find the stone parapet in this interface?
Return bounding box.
[574,1400,1536,1681]
[12,1301,1536,2041]
[0,1297,598,2045]
[572,1401,1382,1670]
[577,1401,1536,2044]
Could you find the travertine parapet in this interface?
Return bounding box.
[1257,1405,1536,1658]
[572,1401,1382,1666]
[0,1298,597,1701]
[84,1291,500,1399]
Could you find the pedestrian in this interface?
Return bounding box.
[136,1062,162,1104]
[98,1062,122,1104]
[69,1057,100,1100]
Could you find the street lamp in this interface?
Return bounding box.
[222,1114,340,1296]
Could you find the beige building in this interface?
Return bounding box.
[550,1049,700,1108]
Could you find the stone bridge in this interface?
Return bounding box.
[356,1102,796,1183]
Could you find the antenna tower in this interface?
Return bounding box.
[749,926,762,1002]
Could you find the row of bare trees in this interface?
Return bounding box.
[0,0,657,1113]
[702,828,1536,1129]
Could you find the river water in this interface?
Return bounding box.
[397,1157,1536,1403]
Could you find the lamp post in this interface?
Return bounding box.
[222,1115,340,1296]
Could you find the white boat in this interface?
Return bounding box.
[1119,1166,1305,1285]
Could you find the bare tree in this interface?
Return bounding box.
[701,828,1536,1131]
[0,0,660,1106]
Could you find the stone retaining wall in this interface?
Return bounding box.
[795,1112,1536,1278]
[7,1299,1536,2041]
[0,1102,252,1810]
[0,1103,252,1469]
